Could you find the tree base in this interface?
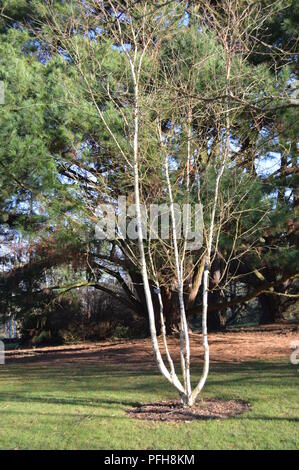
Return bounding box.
[127,398,250,422]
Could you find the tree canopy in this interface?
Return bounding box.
[0,0,298,343]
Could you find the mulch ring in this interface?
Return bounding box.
[127,398,251,422]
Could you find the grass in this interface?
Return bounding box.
[0,360,298,449]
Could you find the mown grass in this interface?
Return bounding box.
[0,360,298,449]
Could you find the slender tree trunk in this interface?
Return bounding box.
[190,47,232,406]
[164,150,192,405]
[126,46,185,397]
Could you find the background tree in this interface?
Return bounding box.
[0,1,298,402]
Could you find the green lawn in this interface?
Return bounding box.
[0,360,298,449]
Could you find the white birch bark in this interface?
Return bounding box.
[164,152,192,404]
[128,47,185,397]
[191,52,232,406]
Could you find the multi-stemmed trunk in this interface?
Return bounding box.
[93,2,233,408]
[122,29,228,407]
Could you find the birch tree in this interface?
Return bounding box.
[29,0,297,406]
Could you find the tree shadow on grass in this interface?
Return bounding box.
[235,415,299,423]
[0,393,139,408]
[5,359,295,374]
[0,407,297,424]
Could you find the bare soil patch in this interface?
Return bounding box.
[5,323,298,367]
[127,398,251,422]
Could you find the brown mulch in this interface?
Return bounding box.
[127,398,251,422]
[5,324,298,367]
